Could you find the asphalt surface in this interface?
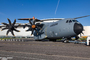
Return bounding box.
[0,38,90,60]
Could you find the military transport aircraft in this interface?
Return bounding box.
[0,15,90,41]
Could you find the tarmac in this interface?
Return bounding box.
[0,38,90,60]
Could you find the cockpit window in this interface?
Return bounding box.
[66,20,68,23]
[66,20,78,23]
[72,20,78,22]
[66,20,72,23]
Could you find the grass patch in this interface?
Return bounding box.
[79,38,87,40]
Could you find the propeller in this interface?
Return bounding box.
[80,31,84,37]
[75,31,84,40]
[26,17,42,35]
[1,18,20,36]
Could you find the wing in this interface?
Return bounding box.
[18,18,41,22]
[74,15,90,19]
[18,18,64,22]
[18,16,64,22]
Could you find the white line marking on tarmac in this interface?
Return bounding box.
[0,54,46,60]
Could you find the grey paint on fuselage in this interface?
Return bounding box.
[47,19,76,39]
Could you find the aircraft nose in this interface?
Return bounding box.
[74,23,83,35]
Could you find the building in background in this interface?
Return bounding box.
[79,26,90,38]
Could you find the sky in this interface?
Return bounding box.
[0,0,90,26]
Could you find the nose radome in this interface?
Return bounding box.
[74,23,83,35]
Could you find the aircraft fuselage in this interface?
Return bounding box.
[34,19,83,40]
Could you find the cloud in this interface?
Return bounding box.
[55,0,60,14]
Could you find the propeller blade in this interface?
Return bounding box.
[33,20,35,24]
[14,29,20,32]
[11,30,15,36]
[13,19,16,25]
[14,26,19,28]
[7,18,11,25]
[1,28,8,31]
[6,30,10,36]
[82,32,84,35]
[14,24,21,28]
[34,29,39,35]
[29,20,32,25]
[1,23,8,26]
[31,29,34,35]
